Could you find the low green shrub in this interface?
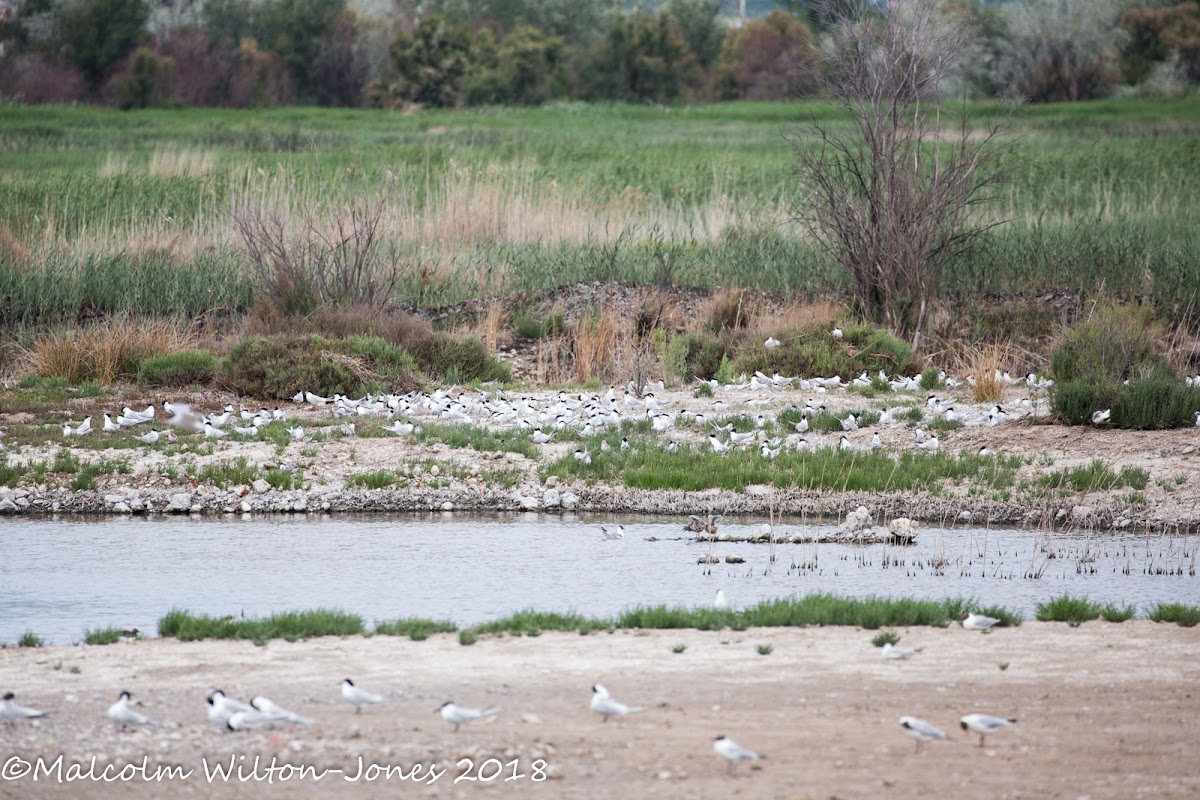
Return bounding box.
[1050,303,1165,384]
[1148,603,1200,627]
[137,349,217,387]
[730,324,914,380]
[221,335,423,399]
[1050,375,1200,429]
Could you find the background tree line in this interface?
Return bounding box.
[0,0,1197,108]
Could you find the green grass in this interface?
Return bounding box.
[17,631,44,647]
[1035,460,1149,494]
[1035,594,1105,626]
[1,100,1199,320]
[543,439,1024,494]
[373,617,458,641]
[756,643,773,655]
[413,422,539,459]
[137,349,218,388]
[156,608,365,642]
[192,457,260,489]
[83,627,123,645]
[871,630,901,647]
[671,643,687,653]
[1148,603,1200,628]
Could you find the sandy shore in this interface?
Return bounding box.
[2,622,1198,798]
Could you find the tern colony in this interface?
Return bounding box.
[266,367,1061,456]
[57,363,1141,458]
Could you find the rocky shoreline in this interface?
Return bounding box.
[3,480,1193,534]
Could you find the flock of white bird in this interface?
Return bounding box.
[57,335,1199,456]
[2,610,1015,775]
[60,401,291,443]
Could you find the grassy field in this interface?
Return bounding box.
[1,99,1199,328]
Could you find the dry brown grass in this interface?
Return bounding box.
[481,304,506,353]
[0,222,31,267]
[23,318,200,384]
[952,342,1017,403]
[746,299,842,340]
[572,307,623,384]
[703,289,749,333]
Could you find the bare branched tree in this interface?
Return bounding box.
[232,179,403,315]
[792,0,1010,348]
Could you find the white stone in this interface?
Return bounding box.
[166,493,192,512]
[252,479,271,493]
[560,491,579,510]
[543,489,561,508]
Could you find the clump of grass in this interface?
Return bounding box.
[466,609,610,637]
[918,367,944,390]
[1051,374,1200,429]
[1035,594,1102,626]
[264,468,302,489]
[1100,603,1136,622]
[18,631,44,647]
[84,627,122,645]
[756,643,773,655]
[671,643,688,654]
[414,422,538,459]
[194,457,260,489]
[24,317,201,384]
[871,630,901,647]
[513,310,564,339]
[1148,603,1200,627]
[346,470,404,489]
[458,629,478,646]
[157,608,365,642]
[137,349,217,387]
[374,618,457,640]
[1035,460,1148,493]
[972,605,1023,627]
[693,382,714,398]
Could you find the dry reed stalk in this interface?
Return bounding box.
[24,318,201,384]
[571,306,624,384]
[481,304,506,353]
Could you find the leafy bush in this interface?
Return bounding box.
[221,334,422,399]
[137,349,217,387]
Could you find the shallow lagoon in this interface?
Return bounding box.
[2,513,1196,643]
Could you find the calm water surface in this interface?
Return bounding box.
[1,514,1197,644]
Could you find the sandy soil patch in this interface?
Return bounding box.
[1,622,1198,798]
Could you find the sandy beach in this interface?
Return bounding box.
[2,622,1198,799]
